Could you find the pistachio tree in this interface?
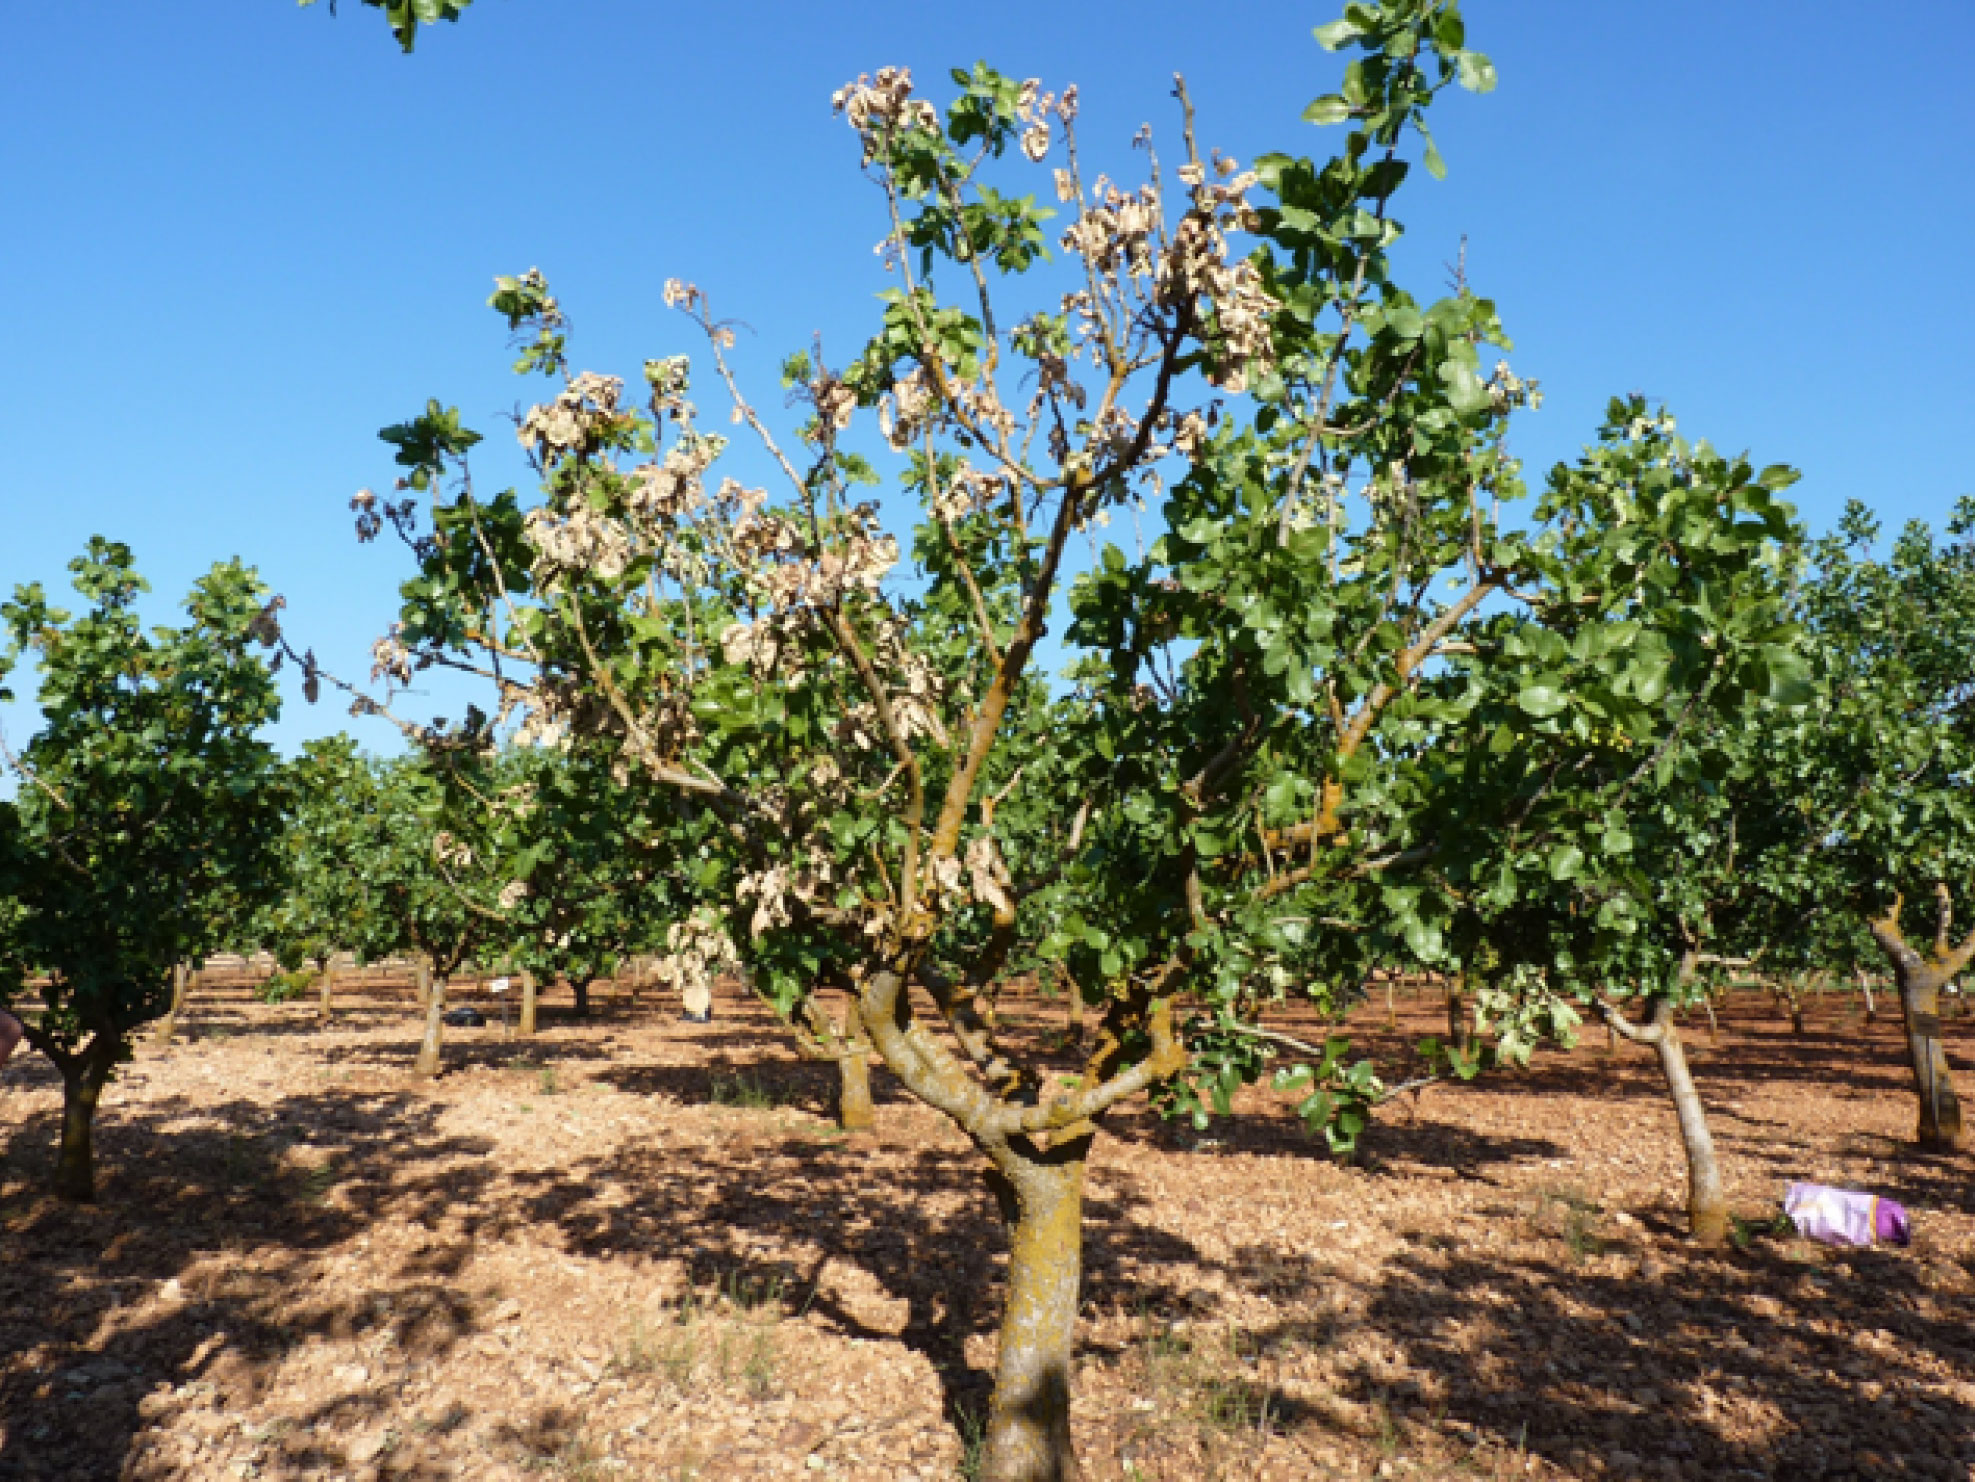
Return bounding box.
[455,738,698,1025]
[1394,407,1808,1239]
[274,7,1818,1474]
[1751,501,1975,1151]
[253,736,381,1015]
[0,540,286,1200]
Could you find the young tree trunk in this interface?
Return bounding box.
[519,971,538,1037]
[1601,994,1728,1243]
[1856,968,1878,1024]
[1445,978,1469,1053]
[414,956,432,1013]
[982,1151,1085,1482]
[318,965,337,1021]
[1867,894,1969,1152]
[1653,1012,1727,1243]
[796,996,878,1132]
[569,975,591,1018]
[54,1040,117,1202]
[414,976,448,1078]
[837,1049,875,1132]
[152,963,192,1047]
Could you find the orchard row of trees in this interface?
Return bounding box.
[4,4,1972,1478]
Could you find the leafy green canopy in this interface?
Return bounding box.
[1387,407,1807,1030]
[0,540,287,1059]
[259,732,704,990]
[1751,499,1975,958]
[283,1,1806,1165]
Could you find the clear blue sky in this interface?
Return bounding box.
[3,1,1971,760]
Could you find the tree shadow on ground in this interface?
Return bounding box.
[0,1091,498,1481]
[476,1116,1309,1440]
[1343,1231,1975,1479]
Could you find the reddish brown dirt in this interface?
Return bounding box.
[1,976,1971,1482]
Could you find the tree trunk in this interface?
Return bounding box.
[414,975,447,1078]
[1894,973,1964,1150]
[1652,1014,1728,1243]
[519,971,538,1038]
[54,1043,116,1202]
[837,1050,875,1132]
[1445,979,1469,1053]
[1866,900,1969,1152]
[1856,968,1877,1024]
[982,1152,1085,1482]
[152,963,191,1048]
[1602,995,1728,1243]
[318,965,337,1021]
[415,956,432,1013]
[569,976,591,1018]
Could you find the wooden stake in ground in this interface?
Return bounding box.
[318,962,337,1021]
[518,970,538,1037]
[414,975,448,1077]
[152,963,193,1048]
[1867,888,1970,1151]
[1599,984,1728,1243]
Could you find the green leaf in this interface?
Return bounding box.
[1455,50,1498,93]
[1313,19,1363,50]
[1302,95,1354,126]
[1516,684,1568,718]
[1439,360,1491,416]
[1417,121,1447,181]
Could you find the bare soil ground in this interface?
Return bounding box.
[2,976,1972,1482]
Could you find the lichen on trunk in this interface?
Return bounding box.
[837,1049,876,1132]
[1894,974,1965,1150]
[1867,890,1970,1151]
[981,1148,1086,1482]
[413,975,448,1077]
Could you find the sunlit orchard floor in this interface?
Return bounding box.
[1,975,1971,1482]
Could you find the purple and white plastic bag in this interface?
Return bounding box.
[1783,1182,1912,1248]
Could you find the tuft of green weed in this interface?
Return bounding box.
[296,1159,339,1205]
[1132,1316,1277,1440]
[611,1268,790,1400]
[707,1072,777,1110]
[539,1066,561,1096]
[1532,1184,1605,1261]
[1730,1209,1796,1251]
[956,1402,989,1481]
